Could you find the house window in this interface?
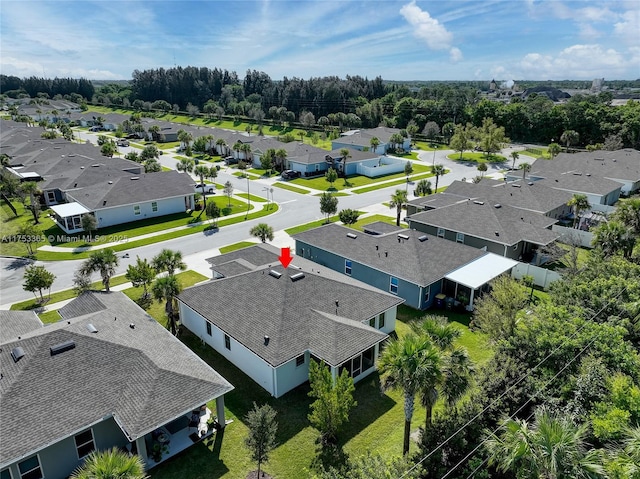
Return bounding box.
[369,317,376,327]
[345,259,352,275]
[437,228,445,238]
[389,277,398,295]
[46,191,56,203]
[206,321,212,336]
[362,345,375,370]
[296,354,305,367]
[1,469,13,479]
[133,205,141,215]
[151,202,158,212]
[456,232,465,243]
[379,312,386,329]
[224,334,231,350]
[75,429,95,459]
[352,355,361,377]
[424,285,431,304]
[299,247,304,257]
[18,456,42,479]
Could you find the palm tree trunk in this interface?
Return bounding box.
[403,395,414,455]
[396,208,401,227]
[103,276,110,292]
[403,419,411,455]
[426,404,433,428]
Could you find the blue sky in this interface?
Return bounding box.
[1,0,638,81]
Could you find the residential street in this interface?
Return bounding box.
[0,131,536,307]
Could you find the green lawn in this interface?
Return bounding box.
[38,310,62,323]
[219,241,256,254]
[1,200,60,257]
[273,182,311,194]
[520,146,549,159]
[247,168,278,178]
[447,152,506,163]
[413,141,449,152]
[312,192,351,197]
[235,193,268,203]
[351,171,437,194]
[348,214,405,231]
[289,164,432,192]
[285,216,340,236]
[232,171,261,180]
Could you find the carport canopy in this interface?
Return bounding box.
[50,202,90,218]
[445,253,518,290]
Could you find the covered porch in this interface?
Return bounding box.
[50,202,91,234]
[443,254,518,311]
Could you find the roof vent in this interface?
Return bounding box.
[80,166,85,169]
[397,233,410,240]
[86,323,98,333]
[50,340,75,356]
[473,200,484,205]
[129,323,135,329]
[264,335,270,346]
[418,235,428,242]
[511,184,521,188]
[346,233,357,239]
[268,270,282,279]
[91,164,101,167]
[130,177,139,180]
[11,347,25,363]
[290,272,305,282]
[495,231,500,236]
[494,204,502,208]
[108,180,113,184]
[572,172,582,176]
[528,182,534,186]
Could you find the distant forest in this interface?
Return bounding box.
[2,68,639,148]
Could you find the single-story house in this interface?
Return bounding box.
[177,244,404,398]
[54,170,195,233]
[293,223,517,311]
[406,199,560,261]
[332,126,411,154]
[0,292,234,478]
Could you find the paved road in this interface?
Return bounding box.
[1,132,536,307]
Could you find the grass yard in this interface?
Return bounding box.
[273,182,311,194]
[1,200,59,257]
[447,152,506,163]
[312,192,351,197]
[232,171,261,180]
[235,193,268,203]
[38,310,62,324]
[285,216,341,236]
[520,146,549,159]
[247,168,278,178]
[290,164,432,192]
[348,214,403,232]
[219,241,256,254]
[351,171,437,194]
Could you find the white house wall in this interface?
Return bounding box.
[179,303,276,396]
[94,196,190,229]
[274,351,311,398]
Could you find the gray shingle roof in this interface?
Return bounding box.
[361,221,403,235]
[66,170,194,210]
[0,292,233,466]
[293,223,486,286]
[178,262,400,368]
[408,200,559,246]
[0,311,43,343]
[58,291,107,319]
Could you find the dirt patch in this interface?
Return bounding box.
[246,471,273,479]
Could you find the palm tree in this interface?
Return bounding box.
[240,143,253,165]
[370,137,380,153]
[250,223,275,243]
[560,130,580,151]
[152,275,182,335]
[592,220,636,259]
[148,125,160,142]
[206,165,218,188]
[378,333,442,455]
[339,148,351,177]
[70,447,147,479]
[605,426,640,478]
[80,249,119,292]
[176,158,195,175]
[177,129,193,151]
[485,407,604,479]
[510,151,520,170]
[215,138,227,156]
[152,249,186,276]
[548,142,562,159]
[233,141,243,159]
[567,194,591,228]
[520,162,531,181]
[431,164,446,192]
[389,133,404,152]
[389,189,408,226]
[275,148,288,172]
[194,164,210,206]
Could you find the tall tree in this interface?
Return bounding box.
[152,275,182,335]
[431,164,446,192]
[548,142,562,159]
[16,223,41,255]
[125,256,156,300]
[561,129,580,151]
[70,448,147,479]
[250,223,274,243]
[20,181,41,224]
[485,407,604,479]
[80,249,119,292]
[415,179,432,197]
[449,124,474,160]
[81,214,98,241]
[244,403,278,479]
[194,164,211,206]
[319,192,338,222]
[223,180,234,207]
[325,167,338,188]
[370,136,380,153]
[23,265,56,303]
[510,151,520,170]
[592,220,636,259]
[308,360,357,444]
[567,194,591,228]
[472,275,528,342]
[152,249,186,276]
[378,333,441,455]
[205,201,221,228]
[177,157,195,174]
[389,189,408,227]
[404,161,414,192]
[520,161,531,181]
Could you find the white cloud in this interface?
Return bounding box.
[518,44,628,79]
[400,1,461,59]
[614,8,640,45]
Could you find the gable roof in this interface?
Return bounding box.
[0,292,233,467]
[407,200,559,246]
[293,223,486,286]
[180,247,401,367]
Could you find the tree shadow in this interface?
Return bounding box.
[309,440,350,475]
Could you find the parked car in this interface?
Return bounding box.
[117,140,129,147]
[194,183,215,194]
[281,170,301,180]
[224,156,238,165]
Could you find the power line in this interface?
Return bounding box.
[399,285,629,479]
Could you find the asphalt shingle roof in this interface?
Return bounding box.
[0,311,43,343]
[0,292,233,466]
[293,223,486,286]
[178,257,401,367]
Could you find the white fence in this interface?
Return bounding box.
[357,157,405,178]
[511,263,562,289]
[591,203,616,214]
[552,225,594,248]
